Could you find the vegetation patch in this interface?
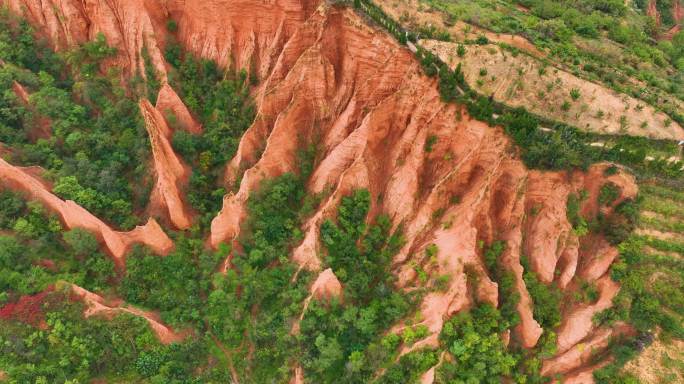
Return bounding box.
[0,13,154,228]
[167,53,255,228]
[299,189,422,383]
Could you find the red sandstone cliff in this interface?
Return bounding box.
[648,0,683,39]
[140,97,193,230]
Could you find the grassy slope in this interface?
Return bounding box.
[377,0,684,134]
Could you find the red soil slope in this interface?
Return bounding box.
[2,0,640,381]
[140,98,193,230]
[648,0,683,39]
[0,288,54,327]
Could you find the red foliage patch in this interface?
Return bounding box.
[0,286,54,328]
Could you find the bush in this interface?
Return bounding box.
[570,88,581,100]
[483,240,505,272]
[121,236,224,326]
[598,182,621,206]
[166,19,178,33]
[377,349,438,383]
[300,189,417,383]
[0,190,26,229]
[204,172,316,381]
[567,192,588,236]
[457,44,466,57]
[425,135,438,152]
[0,20,152,228]
[600,198,639,245]
[522,257,562,329]
[63,228,99,256]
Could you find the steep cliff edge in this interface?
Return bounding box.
[3,0,318,77]
[140,98,193,230]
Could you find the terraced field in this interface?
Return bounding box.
[622,179,684,382]
[637,182,684,244]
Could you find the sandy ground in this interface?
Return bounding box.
[625,339,684,383]
[421,39,684,140]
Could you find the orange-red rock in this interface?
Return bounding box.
[155,84,202,134]
[556,276,621,354]
[140,98,193,230]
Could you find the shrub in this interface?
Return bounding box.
[598,182,621,206]
[377,349,438,384]
[63,228,99,256]
[425,135,438,152]
[483,240,505,272]
[166,19,178,33]
[300,189,416,382]
[457,44,466,57]
[570,88,581,100]
[600,198,639,245]
[521,257,562,329]
[567,193,588,236]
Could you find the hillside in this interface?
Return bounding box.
[0,0,682,383]
[375,0,684,141]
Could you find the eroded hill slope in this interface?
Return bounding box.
[0,0,664,382]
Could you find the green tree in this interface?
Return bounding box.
[63,228,99,256]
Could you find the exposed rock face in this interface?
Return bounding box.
[667,0,683,38]
[289,365,304,384]
[3,0,168,79]
[0,284,184,344]
[543,324,629,377]
[3,0,641,382]
[556,277,621,354]
[69,283,184,344]
[140,98,193,230]
[168,0,317,73]
[562,365,608,384]
[0,157,173,266]
[2,0,317,78]
[202,5,636,381]
[11,80,29,103]
[155,83,202,134]
[310,268,342,300]
[292,268,342,334]
[649,0,683,34]
[648,0,662,27]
